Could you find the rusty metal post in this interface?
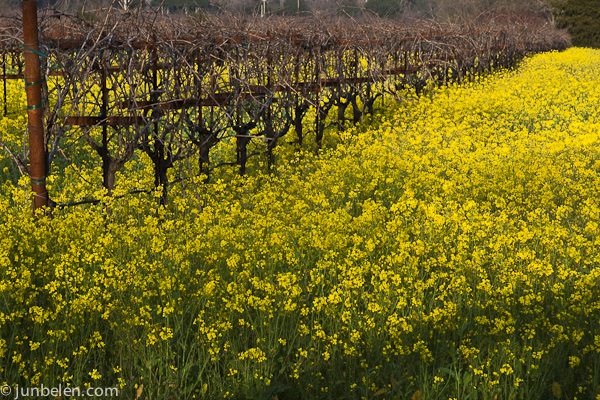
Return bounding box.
[22,0,48,212]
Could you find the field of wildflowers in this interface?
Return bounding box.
[1,47,600,400]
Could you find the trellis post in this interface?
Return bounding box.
[22,0,48,213]
[3,52,7,116]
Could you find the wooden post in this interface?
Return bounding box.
[3,52,7,116]
[151,43,167,206]
[197,50,203,129]
[315,49,322,147]
[22,0,48,212]
[266,45,275,166]
[293,54,303,146]
[100,53,111,194]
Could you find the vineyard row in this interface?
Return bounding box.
[0,10,570,206]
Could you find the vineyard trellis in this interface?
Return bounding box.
[0,7,570,208]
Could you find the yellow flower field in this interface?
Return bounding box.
[1,47,600,399]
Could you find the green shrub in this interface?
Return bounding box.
[552,0,600,48]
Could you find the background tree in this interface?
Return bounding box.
[364,0,404,18]
[0,0,19,12]
[338,0,360,16]
[423,0,553,20]
[281,0,308,15]
[152,0,210,13]
[551,0,600,47]
[100,0,555,18]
